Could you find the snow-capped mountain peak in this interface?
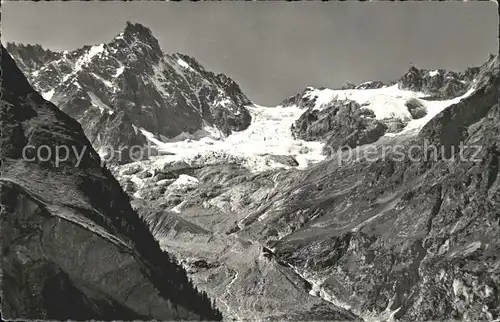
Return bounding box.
[114,22,163,58]
[9,22,253,162]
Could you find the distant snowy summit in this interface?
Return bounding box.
[278,55,495,154]
[7,22,252,162]
[279,63,481,111]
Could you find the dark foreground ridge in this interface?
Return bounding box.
[0,45,223,320]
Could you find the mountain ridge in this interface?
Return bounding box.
[279,55,495,109]
[7,22,252,163]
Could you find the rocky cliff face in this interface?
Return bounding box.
[398,64,480,100]
[112,164,360,321]
[110,54,499,321]
[420,54,499,157]
[0,46,223,321]
[291,100,388,155]
[7,22,252,161]
[239,54,500,321]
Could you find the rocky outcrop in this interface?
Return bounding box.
[291,100,387,155]
[419,54,499,157]
[341,82,357,90]
[354,80,385,90]
[398,62,483,99]
[405,97,427,119]
[0,46,222,321]
[278,88,317,109]
[7,22,252,161]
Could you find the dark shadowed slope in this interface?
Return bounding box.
[0,45,222,320]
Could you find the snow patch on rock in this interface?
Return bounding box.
[428,70,440,77]
[42,89,55,101]
[177,58,193,70]
[387,86,476,137]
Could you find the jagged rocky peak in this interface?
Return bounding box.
[1,46,37,96]
[472,53,499,88]
[0,45,223,320]
[397,58,487,99]
[5,42,62,80]
[123,21,155,39]
[168,52,252,106]
[114,21,163,57]
[102,51,500,321]
[10,22,253,163]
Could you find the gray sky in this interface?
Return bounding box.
[2,1,498,106]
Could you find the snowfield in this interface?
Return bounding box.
[300,83,476,138]
[135,82,477,174]
[30,38,477,175]
[301,83,476,126]
[139,104,326,173]
[302,84,427,119]
[388,86,476,137]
